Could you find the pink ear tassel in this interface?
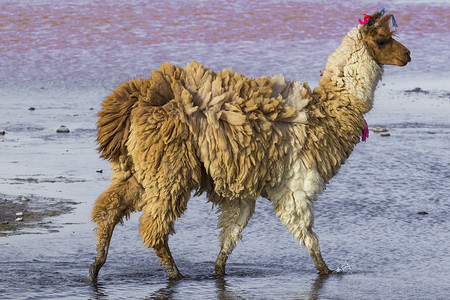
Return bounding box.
[358,18,367,25]
[358,13,372,25]
[362,119,369,142]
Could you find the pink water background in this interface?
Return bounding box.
[1,0,450,88]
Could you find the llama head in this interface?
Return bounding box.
[360,11,411,66]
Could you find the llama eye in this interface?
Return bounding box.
[376,39,386,46]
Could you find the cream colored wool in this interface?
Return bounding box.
[90,11,410,279]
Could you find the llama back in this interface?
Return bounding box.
[97,61,313,200]
[179,62,312,200]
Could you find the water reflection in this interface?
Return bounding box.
[140,273,331,300]
[215,277,245,300]
[90,281,109,300]
[145,279,178,300]
[304,274,330,300]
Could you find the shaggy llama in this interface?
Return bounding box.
[89,10,410,281]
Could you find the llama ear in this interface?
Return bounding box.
[359,11,380,32]
[368,11,383,26]
[377,14,393,28]
[363,12,394,35]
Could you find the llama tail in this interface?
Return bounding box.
[97,63,185,161]
[97,78,149,161]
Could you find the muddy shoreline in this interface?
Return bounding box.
[0,193,78,237]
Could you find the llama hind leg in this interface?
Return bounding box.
[89,212,117,282]
[214,197,256,276]
[139,189,191,280]
[154,237,184,280]
[140,212,183,280]
[89,177,142,281]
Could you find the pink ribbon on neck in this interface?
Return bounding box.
[362,119,369,142]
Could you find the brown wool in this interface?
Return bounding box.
[90,10,411,280]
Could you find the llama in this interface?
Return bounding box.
[88,9,410,281]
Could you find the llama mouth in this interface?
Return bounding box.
[395,57,411,66]
[401,53,412,64]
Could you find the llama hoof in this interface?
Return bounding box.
[86,275,98,283]
[318,267,334,275]
[214,265,226,276]
[88,264,99,282]
[169,273,185,280]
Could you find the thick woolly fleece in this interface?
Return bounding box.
[266,27,384,245]
[93,26,384,249]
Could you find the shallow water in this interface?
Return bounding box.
[1,1,450,299]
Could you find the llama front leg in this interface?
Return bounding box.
[270,184,332,274]
[304,231,332,274]
[278,213,331,274]
[214,197,256,276]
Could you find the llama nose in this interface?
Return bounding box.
[404,49,411,62]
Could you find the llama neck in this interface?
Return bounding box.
[293,28,385,182]
[314,27,384,113]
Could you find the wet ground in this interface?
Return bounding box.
[1,0,449,299]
